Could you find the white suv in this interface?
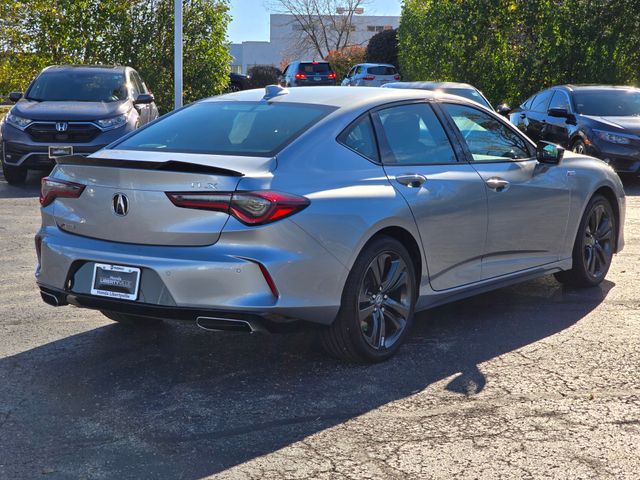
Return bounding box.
[341,63,400,87]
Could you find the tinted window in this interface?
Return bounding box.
[548,90,571,111]
[530,90,554,113]
[522,94,536,110]
[116,101,333,156]
[573,89,640,116]
[441,88,492,109]
[376,103,456,165]
[299,63,330,73]
[26,70,127,102]
[367,66,396,75]
[443,104,531,162]
[338,115,378,162]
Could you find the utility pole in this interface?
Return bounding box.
[174,0,183,109]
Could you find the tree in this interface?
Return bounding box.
[325,45,366,80]
[0,0,232,113]
[365,28,398,68]
[398,0,640,106]
[247,65,282,88]
[269,0,370,59]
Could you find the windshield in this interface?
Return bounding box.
[573,89,640,116]
[440,88,492,109]
[115,101,335,156]
[26,70,128,102]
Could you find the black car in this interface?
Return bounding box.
[279,61,337,87]
[2,65,158,184]
[510,85,640,174]
[228,72,250,92]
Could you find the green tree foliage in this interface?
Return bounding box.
[365,28,399,69]
[399,0,640,106]
[247,65,282,89]
[0,0,231,113]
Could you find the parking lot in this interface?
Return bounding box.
[0,171,638,479]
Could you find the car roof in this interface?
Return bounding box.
[207,85,476,110]
[554,84,639,92]
[357,63,395,68]
[41,65,127,74]
[385,81,478,90]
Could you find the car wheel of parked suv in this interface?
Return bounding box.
[572,139,586,154]
[321,236,417,363]
[1,160,28,185]
[555,194,615,287]
[101,310,163,327]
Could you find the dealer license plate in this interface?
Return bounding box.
[91,263,141,301]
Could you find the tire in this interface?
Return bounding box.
[555,194,615,287]
[2,160,28,185]
[101,310,163,327]
[572,139,586,155]
[320,236,417,363]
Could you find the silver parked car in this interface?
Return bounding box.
[342,63,400,87]
[383,81,493,110]
[36,86,625,362]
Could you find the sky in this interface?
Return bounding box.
[228,0,402,43]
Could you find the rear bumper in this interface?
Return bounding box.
[35,220,347,325]
[38,285,319,332]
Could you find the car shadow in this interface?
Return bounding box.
[0,170,46,199]
[0,275,613,478]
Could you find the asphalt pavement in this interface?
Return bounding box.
[0,170,639,479]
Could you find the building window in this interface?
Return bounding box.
[367,25,385,33]
[230,65,242,74]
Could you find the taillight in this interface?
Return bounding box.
[166,191,310,226]
[394,74,401,80]
[295,73,307,80]
[40,177,85,206]
[328,71,336,80]
[363,75,375,81]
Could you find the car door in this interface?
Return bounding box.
[279,65,289,86]
[342,66,356,86]
[523,89,554,142]
[545,89,573,147]
[131,70,155,125]
[440,102,571,279]
[128,70,148,126]
[371,102,488,291]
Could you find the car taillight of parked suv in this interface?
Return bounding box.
[279,61,337,87]
[1,65,159,185]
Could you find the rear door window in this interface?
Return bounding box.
[115,101,335,156]
[374,103,457,165]
[367,66,396,76]
[299,63,330,74]
[338,115,379,162]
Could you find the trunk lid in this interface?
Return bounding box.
[50,150,275,246]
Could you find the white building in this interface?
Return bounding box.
[231,13,399,74]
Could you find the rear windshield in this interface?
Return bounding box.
[114,101,334,156]
[26,70,127,103]
[367,66,396,75]
[441,88,492,109]
[299,63,331,74]
[573,89,640,116]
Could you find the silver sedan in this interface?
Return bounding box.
[35,86,625,362]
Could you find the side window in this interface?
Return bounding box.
[128,71,141,98]
[442,103,532,162]
[530,89,554,113]
[522,94,536,110]
[548,91,571,111]
[338,114,379,162]
[282,65,289,76]
[375,103,457,165]
[355,66,363,75]
[132,71,147,94]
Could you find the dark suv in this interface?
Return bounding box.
[2,65,158,184]
[510,85,640,174]
[279,61,337,87]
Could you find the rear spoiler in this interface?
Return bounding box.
[55,155,244,177]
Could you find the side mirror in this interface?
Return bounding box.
[9,92,22,103]
[134,93,154,105]
[537,141,564,165]
[495,103,511,116]
[548,107,570,118]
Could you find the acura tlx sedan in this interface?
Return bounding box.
[35,85,626,362]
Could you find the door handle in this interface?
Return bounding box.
[395,173,427,188]
[485,177,510,192]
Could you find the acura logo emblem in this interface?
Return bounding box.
[112,193,129,216]
[55,122,68,132]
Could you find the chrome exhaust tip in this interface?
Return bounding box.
[196,316,264,333]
